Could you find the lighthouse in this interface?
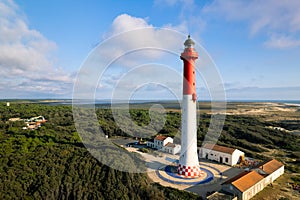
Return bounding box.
[177,35,201,178]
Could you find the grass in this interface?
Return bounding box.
[252,173,300,200]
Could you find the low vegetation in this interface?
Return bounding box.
[0,101,299,199]
[0,103,200,199]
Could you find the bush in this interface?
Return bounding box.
[139,148,149,153]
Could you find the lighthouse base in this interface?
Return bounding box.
[177,163,202,178]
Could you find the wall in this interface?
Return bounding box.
[265,166,284,185]
[173,145,181,154]
[199,148,244,166]
[162,137,173,146]
[200,148,232,165]
[231,150,244,166]
[162,144,181,155]
[242,178,265,200]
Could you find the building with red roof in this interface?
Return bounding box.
[146,135,181,155]
[221,159,284,200]
[199,143,245,166]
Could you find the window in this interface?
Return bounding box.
[225,157,229,163]
[248,191,252,197]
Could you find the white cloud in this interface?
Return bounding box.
[109,14,152,34]
[79,14,191,100]
[107,14,186,49]
[0,0,73,98]
[72,14,187,100]
[84,13,225,101]
[204,0,300,34]
[203,0,300,49]
[264,34,300,49]
[155,0,300,49]
[99,13,187,69]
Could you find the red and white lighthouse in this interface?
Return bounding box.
[177,35,201,178]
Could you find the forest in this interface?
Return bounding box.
[0,102,299,199]
[0,103,200,199]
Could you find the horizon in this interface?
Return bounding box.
[1,98,300,102]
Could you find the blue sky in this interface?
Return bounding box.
[1,0,300,100]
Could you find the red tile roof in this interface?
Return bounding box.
[257,159,284,175]
[222,171,264,192]
[203,143,236,155]
[154,135,167,141]
[165,142,176,147]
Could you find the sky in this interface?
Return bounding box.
[1,0,300,100]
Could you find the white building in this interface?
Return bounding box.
[222,159,284,200]
[256,159,284,185]
[147,135,181,155]
[163,142,181,155]
[222,170,265,200]
[199,143,245,166]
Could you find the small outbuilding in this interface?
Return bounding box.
[147,135,181,155]
[147,135,173,149]
[199,143,245,166]
[163,142,181,155]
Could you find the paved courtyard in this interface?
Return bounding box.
[127,147,244,198]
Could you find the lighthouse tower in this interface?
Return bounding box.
[177,35,201,178]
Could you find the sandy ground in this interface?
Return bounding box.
[208,102,300,134]
[216,102,299,116]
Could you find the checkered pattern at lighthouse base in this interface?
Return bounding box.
[177,164,203,178]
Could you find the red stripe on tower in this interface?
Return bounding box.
[180,35,198,101]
